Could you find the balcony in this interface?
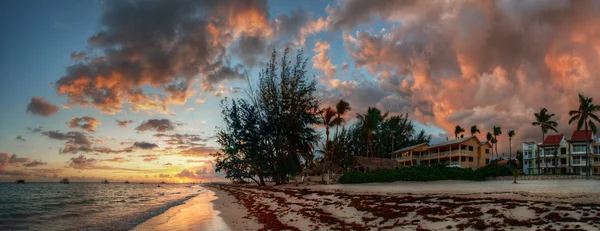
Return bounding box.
[395,156,412,161]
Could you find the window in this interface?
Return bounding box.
[468,146,473,151]
[485,159,490,164]
[469,157,473,162]
[573,156,581,165]
[561,158,567,164]
[573,145,587,153]
[595,168,599,174]
[595,157,600,162]
[461,157,466,162]
[485,149,489,154]
[561,148,567,154]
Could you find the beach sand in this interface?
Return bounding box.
[206,180,600,231]
[132,188,231,231]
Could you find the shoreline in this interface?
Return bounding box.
[131,187,230,231]
[208,180,600,230]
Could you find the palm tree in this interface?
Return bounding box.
[356,107,388,158]
[331,100,350,177]
[508,130,515,161]
[486,132,494,160]
[471,125,481,137]
[532,108,558,175]
[454,125,465,139]
[321,107,337,182]
[493,126,502,159]
[568,94,600,178]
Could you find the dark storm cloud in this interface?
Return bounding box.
[135,119,177,132]
[26,97,59,116]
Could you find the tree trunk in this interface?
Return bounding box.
[539,132,544,175]
[585,123,590,179]
[322,127,329,183]
[259,175,265,186]
[509,138,512,161]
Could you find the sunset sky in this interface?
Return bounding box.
[2,0,600,182]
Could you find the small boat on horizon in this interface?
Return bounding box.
[101,179,109,184]
[15,179,25,184]
[60,178,70,184]
[124,181,130,184]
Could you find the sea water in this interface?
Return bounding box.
[0,183,202,231]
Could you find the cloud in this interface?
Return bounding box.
[312,41,338,88]
[116,119,134,127]
[159,173,172,178]
[69,116,101,132]
[178,146,217,157]
[68,154,144,171]
[329,0,600,153]
[140,154,159,162]
[16,136,26,142]
[23,160,48,167]
[40,130,132,154]
[26,97,59,116]
[153,133,209,145]
[135,119,177,132]
[133,141,159,150]
[101,157,130,163]
[175,167,215,179]
[163,163,172,166]
[0,153,30,170]
[54,0,271,114]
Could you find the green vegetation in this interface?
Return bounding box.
[338,165,485,184]
[531,108,558,174]
[476,163,513,178]
[568,94,600,178]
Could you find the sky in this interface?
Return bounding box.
[1,0,600,182]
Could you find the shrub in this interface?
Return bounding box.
[475,163,512,178]
[338,165,485,184]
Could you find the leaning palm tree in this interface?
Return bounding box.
[568,94,600,178]
[532,108,558,175]
[356,107,388,158]
[508,130,515,161]
[321,107,337,182]
[493,126,502,159]
[471,125,481,137]
[454,125,465,139]
[486,132,494,160]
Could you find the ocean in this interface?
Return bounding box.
[0,182,203,231]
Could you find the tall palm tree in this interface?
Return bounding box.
[454,125,465,139]
[532,108,558,175]
[471,125,481,137]
[321,107,337,182]
[493,126,502,159]
[331,100,350,176]
[508,130,515,161]
[356,107,388,158]
[568,94,600,178]
[486,132,494,160]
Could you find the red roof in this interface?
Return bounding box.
[570,130,593,142]
[542,134,564,146]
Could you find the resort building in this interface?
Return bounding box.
[390,136,493,169]
[522,130,600,175]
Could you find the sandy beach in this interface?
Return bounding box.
[206,180,600,231]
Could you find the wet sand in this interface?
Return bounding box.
[207,180,600,231]
[132,188,230,231]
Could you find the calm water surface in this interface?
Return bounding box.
[0,183,202,231]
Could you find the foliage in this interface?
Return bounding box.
[454,125,465,139]
[476,163,512,178]
[215,48,320,185]
[532,108,559,175]
[568,94,600,177]
[470,125,480,136]
[338,165,485,184]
